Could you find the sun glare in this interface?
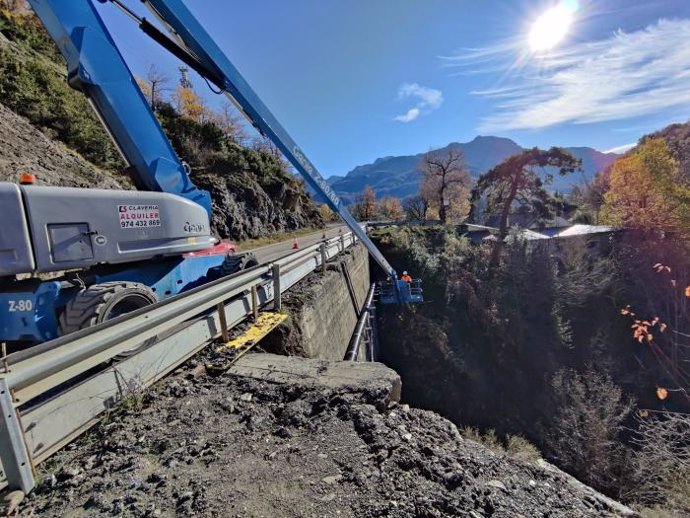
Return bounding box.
[528,1,578,52]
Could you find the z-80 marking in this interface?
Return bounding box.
[8,300,33,312]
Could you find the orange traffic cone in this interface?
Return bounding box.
[293,238,299,249]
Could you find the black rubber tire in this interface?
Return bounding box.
[59,281,158,336]
[210,253,259,280]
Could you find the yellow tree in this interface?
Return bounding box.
[352,185,378,221]
[601,138,690,234]
[379,197,404,221]
[174,85,208,123]
[319,204,338,222]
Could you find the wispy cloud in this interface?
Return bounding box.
[604,142,636,154]
[443,18,690,132]
[394,83,444,122]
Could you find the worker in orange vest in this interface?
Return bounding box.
[400,271,412,283]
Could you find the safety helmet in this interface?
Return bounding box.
[403,271,408,275]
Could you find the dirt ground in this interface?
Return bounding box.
[16,353,633,518]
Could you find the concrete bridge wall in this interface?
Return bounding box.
[263,243,370,360]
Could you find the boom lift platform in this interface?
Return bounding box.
[0,0,420,346]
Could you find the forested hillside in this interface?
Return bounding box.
[371,130,690,517]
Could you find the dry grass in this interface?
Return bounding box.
[460,426,542,464]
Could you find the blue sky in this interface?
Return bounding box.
[96,1,690,177]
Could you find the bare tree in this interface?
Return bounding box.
[403,195,429,221]
[627,411,690,509]
[419,147,471,224]
[144,64,169,112]
[211,101,246,143]
[545,368,634,496]
[252,135,290,170]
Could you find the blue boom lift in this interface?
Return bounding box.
[0,0,420,345]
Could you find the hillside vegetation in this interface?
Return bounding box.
[0,3,322,240]
[371,127,690,515]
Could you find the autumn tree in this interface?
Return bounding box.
[473,147,581,266]
[352,185,378,221]
[379,196,404,221]
[419,147,471,224]
[319,203,338,223]
[601,138,690,234]
[173,85,208,123]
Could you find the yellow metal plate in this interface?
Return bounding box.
[216,312,287,353]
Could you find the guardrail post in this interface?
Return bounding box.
[217,303,229,342]
[320,243,327,274]
[272,264,282,312]
[0,378,34,493]
[251,286,259,322]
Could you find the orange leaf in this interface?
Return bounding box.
[647,333,654,342]
[660,323,668,333]
[685,286,690,298]
[656,387,668,400]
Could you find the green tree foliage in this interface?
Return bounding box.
[0,2,61,60]
[0,45,124,170]
[646,121,690,183]
[371,224,690,505]
[472,147,581,266]
[0,7,323,239]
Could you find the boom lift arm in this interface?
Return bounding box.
[21,0,418,307]
[108,0,399,280]
[27,0,212,216]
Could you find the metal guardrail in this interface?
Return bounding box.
[0,231,360,493]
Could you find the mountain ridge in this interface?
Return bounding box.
[329,136,619,203]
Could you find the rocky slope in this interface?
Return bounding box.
[0,101,126,189]
[0,99,322,240]
[193,154,323,241]
[17,353,634,518]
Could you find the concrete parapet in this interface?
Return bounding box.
[228,352,401,407]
